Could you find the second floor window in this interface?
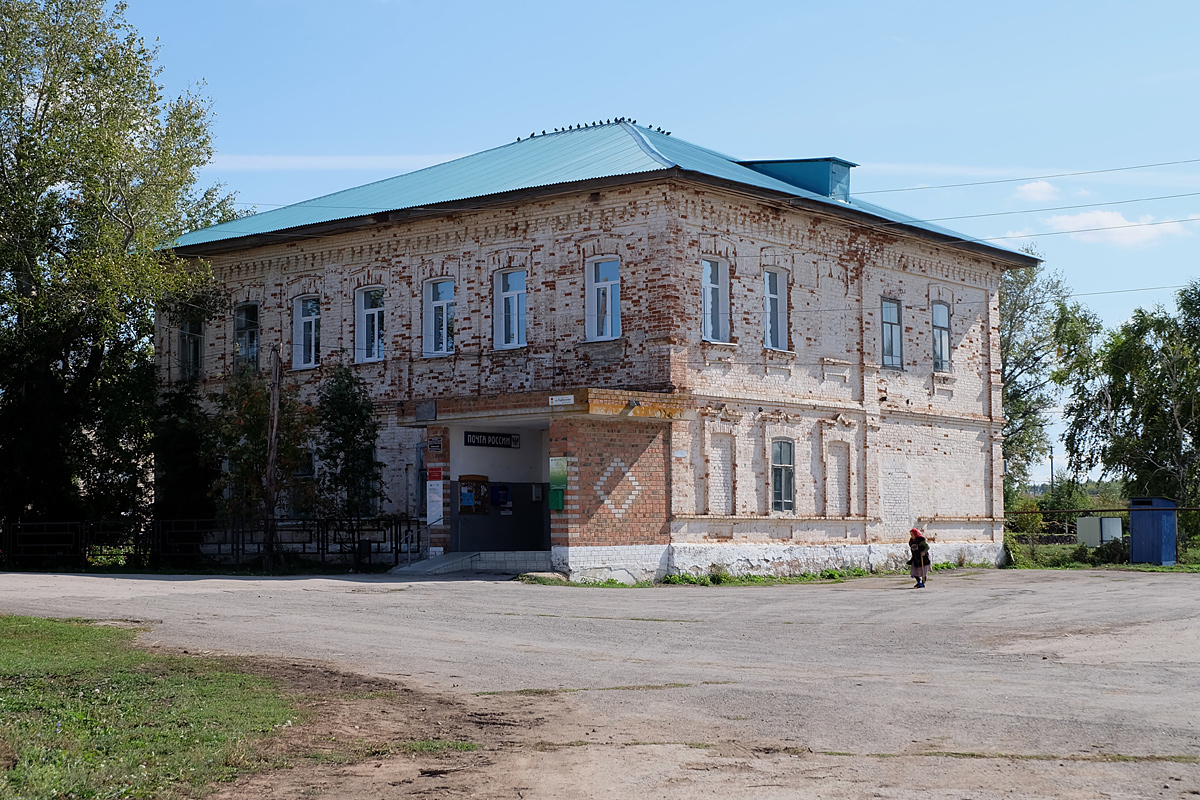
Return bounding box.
[294,296,321,369]
[234,304,259,372]
[881,298,902,369]
[495,269,526,348]
[586,258,620,341]
[358,288,385,362]
[764,269,786,350]
[701,258,730,342]
[772,439,795,512]
[425,279,455,356]
[178,319,203,381]
[932,301,951,372]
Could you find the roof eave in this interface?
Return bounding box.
[673,170,1042,270]
[170,168,683,258]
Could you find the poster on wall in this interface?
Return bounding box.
[549,456,567,511]
[426,480,444,525]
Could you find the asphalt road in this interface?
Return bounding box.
[2,568,1199,795]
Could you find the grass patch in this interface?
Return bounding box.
[662,566,873,586]
[398,740,478,754]
[0,615,296,799]
[516,574,656,588]
[1004,535,1200,572]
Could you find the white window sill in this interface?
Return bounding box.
[421,353,454,359]
[582,336,624,345]
[491,344,528,353]
[357,358,386,365]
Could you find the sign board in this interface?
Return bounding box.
[549,456,567,511]
[426,480,444,526]
[427,466,443,481]
[549,394,575,406]
[415,400,437,421]
[464,431,520,449]
[427,436,443,453]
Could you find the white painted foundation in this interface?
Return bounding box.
[552,542,1006,584]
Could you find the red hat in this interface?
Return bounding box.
[910,528,924,536]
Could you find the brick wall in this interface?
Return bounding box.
[549,417,670,548]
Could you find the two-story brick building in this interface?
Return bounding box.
[165,121,1036,581]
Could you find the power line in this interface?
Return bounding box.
[856,157,1200,195]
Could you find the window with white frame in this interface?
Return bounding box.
[424,279,455,356]
[357,288,385,362]
[234,304,259,372]
[932,301,951,372]
[701,257,730,342]
[585,257,621,341]
[763,269,787,350]
[293,296,321,369]
[178,319,203,381]
[881,298,902,369]
[771,439,795,512]
[494,269,527,349]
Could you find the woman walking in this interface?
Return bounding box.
[908,528,931,588]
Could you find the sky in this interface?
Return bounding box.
[123,0,1200,483]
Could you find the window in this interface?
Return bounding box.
[932,301,951,372]
[881,298,902,369]
[585,258,621,341]
[178,319,203,381]
[424,279,455,356]
[763,269,786,350]
[494,269,526,349]
[234,304,259,372]
[357,288,385,362]
[293,296,321,369]
[701,258,730,342]
[771,439,795,513]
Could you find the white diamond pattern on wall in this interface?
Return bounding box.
[594,457,641,519]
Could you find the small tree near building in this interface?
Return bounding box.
[315,363,385,520]
[209,364,315,565]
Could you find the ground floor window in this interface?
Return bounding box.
[772,439,795,512]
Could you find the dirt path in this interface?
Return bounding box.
[2,569,1199,797]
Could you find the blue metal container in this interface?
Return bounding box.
[1129,497,1176,565]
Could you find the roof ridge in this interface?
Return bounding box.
[621,122,676,169]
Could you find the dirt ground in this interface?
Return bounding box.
[2,569,1199,798]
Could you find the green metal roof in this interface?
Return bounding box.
[174,122,1033,264]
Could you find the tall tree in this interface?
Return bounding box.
[998,257,1091,499]
[315,363,385,519]
[1057,281,1200,552]
[0,0,235,521]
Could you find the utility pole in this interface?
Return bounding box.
[263,343,282,572]
[1049,446,1055,497]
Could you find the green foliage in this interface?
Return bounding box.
[315,363,385,518]
[999,259,1092,493]
[1057,280,1200,555]
[0,615,294,798]
[0,0,236,521]
[209,366,315,520]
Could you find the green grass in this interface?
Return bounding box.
[0,616,297,799]
[1003,536,1200,572]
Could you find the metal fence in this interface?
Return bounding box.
[0,517,426,570]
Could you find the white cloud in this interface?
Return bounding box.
[1073,188,1092,197]
[1041,210,1197,246]
[1002,227,1038,241]
[1014,180,1058,202]
[208,154,464,172]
